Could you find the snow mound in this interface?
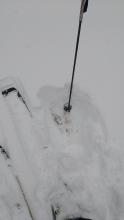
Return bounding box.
[36,86,124,220]
[37,85,108,147]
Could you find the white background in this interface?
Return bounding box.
[0,0,123,139]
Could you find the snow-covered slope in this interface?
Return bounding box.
[0,79,124,220]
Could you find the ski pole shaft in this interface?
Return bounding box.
[64,0,86,112]
[67,18,82,110]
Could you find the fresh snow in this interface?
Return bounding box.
[0,79,124,220]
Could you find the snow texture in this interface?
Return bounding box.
[0,79,124,220]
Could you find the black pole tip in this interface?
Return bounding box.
[64,103,72,112]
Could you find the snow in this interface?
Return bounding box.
[0,80,124,219]
[0,0,123,138]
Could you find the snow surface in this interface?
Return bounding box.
[0,82,124,220]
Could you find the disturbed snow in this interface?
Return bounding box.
[0,85,124,220]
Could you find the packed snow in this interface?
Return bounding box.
[0,79,124,220]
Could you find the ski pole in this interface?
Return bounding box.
[64,0,88,112]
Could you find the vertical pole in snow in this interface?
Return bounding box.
[64,0,88,112]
